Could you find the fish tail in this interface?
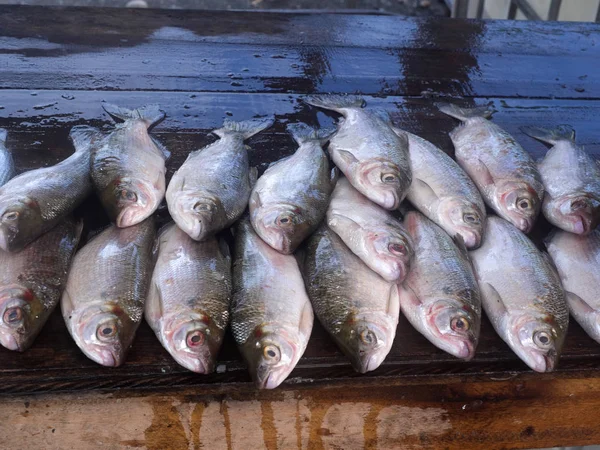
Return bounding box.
[520,125,575,145]
[304,94,366,113]
[0,129,6,145]
[214,116,274,140]
[436,102,494,121]
[102,103,165,128]
[69,125,100,153]
[286,123,335,146]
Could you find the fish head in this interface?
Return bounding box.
[424,298,480,360]
[0,284,45,351]
[160,312,223,373]
[0,194,43,252]
[242,326,300,389]
[365,224,414,282]
[548,194,600,235]
[102,177,161,228]
[335,313,395,373]
[437,198,485,249]
[354,159,410,210]
[170,192,227,241]
[70,303,132,367]
[251,203,309,254]
[508,314,563,372]
[496,182,541,233]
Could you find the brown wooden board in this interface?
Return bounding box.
[0,6,599,406]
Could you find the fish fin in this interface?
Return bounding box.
[387,283,401,317]
[218,237,231,265]
[151,136,171,160]
[394,127,409,149]
[327,212,362,236]
[249,166,258,187]
[411,178,440,205]
[0,129,6,145]
[213,116,274,140]
[398,283,422,309]
[298,301,314,338]
[334,149,359,168]
[479,282,508,320]
[303,94,365,114]
[475,158,495,187]
[330,167,340,188]
[565,291,594,316]
[453,234,470,259]
[69,125,100,153]
[436,102,495,122]
[520,125,575,145]
[61,289,75,318]
[286,122,335,146]
[540,251,560,279]
[250,191,263,210]
[144,281,164,327]
[102,103,165,128]
[543,228,558,249]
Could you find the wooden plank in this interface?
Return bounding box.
[0,7,598,98]
[2,375,600,449]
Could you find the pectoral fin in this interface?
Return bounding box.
[334,149,359,168]
[479,282,508,322]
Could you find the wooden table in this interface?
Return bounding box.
[0,6,599,449]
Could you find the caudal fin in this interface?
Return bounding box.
[69,125,100,153]
[520,125,575,145]
[214,116,274,140]
[102,103,165,128]
[304,94,365,113]
[286,123,335,146]
[0,129,6,146]
[436,102,494,122]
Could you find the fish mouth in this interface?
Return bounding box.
[458,229,481,249]
[526,350,557,373]
[447,338,476,361]
[112,179,158,227]
[172,354,209,374]
[0,227,9,252]
[170,194,223,241]
[82,346,121,367]
[255,371,281,389]
[354,352,386,374]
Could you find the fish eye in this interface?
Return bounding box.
[463,213,480,225]
[517,198,532,210]
[277,213,295,227]
[533,330,553,348]
[120,189,137,202]
[186,330,205,347]
[388,242,407,256]
[451,316,470,332]
[381,173,398,184]
[193,202,211,213]
[2,211,19,221]
[263,344,281,363]
[96,322,118,341]
[359,329,377,346]
[3,307,23,325]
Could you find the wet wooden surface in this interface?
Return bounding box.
[1,6,600,449]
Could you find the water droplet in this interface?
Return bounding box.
[183,105,191,109]
[242,68,249,72]
[30,92,38,96]
[61,94,75,100]
[225,111,233,116]
[230,82,243,87]
[253,54,261,58]
[142,59,151,64]
[189,94,197,98]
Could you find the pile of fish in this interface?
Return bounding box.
[0,95,598,390]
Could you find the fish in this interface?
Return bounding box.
[400,211,481,360]
[392,128,486,248]
[230,218,313,389]
[326,177,413,282]
[437,103,544,233]
[304,95,411,210]
[0,126,93,252]
[546,229,600,343]
[0,218,82,351]
[0,129,15,187]
[521,125,600,234]
[249,122,336,254]
[469,216,569,372]
[90,103,169,228]
[167,117,273,241]
[62,219,156,367]
[145,223,231,373]
[304,224,400,373]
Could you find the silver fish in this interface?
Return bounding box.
[304,224,400,373]
[0,129,15,187]
[437,103,544,233]
[0,218,81,351]
[304,95,411,210]
[167,117,273,241]
[62,219,156,367]
[145,223,231,373]
[400,211,481,360]
[231,218,313,389]
[0,126,93,252]
[326,177,413,282]
[250,122,336,254]
[90,104,169,228]
[522,125,600,234]
[546,229,600,343]
[469,216,569,372]
[394,128,486,248]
